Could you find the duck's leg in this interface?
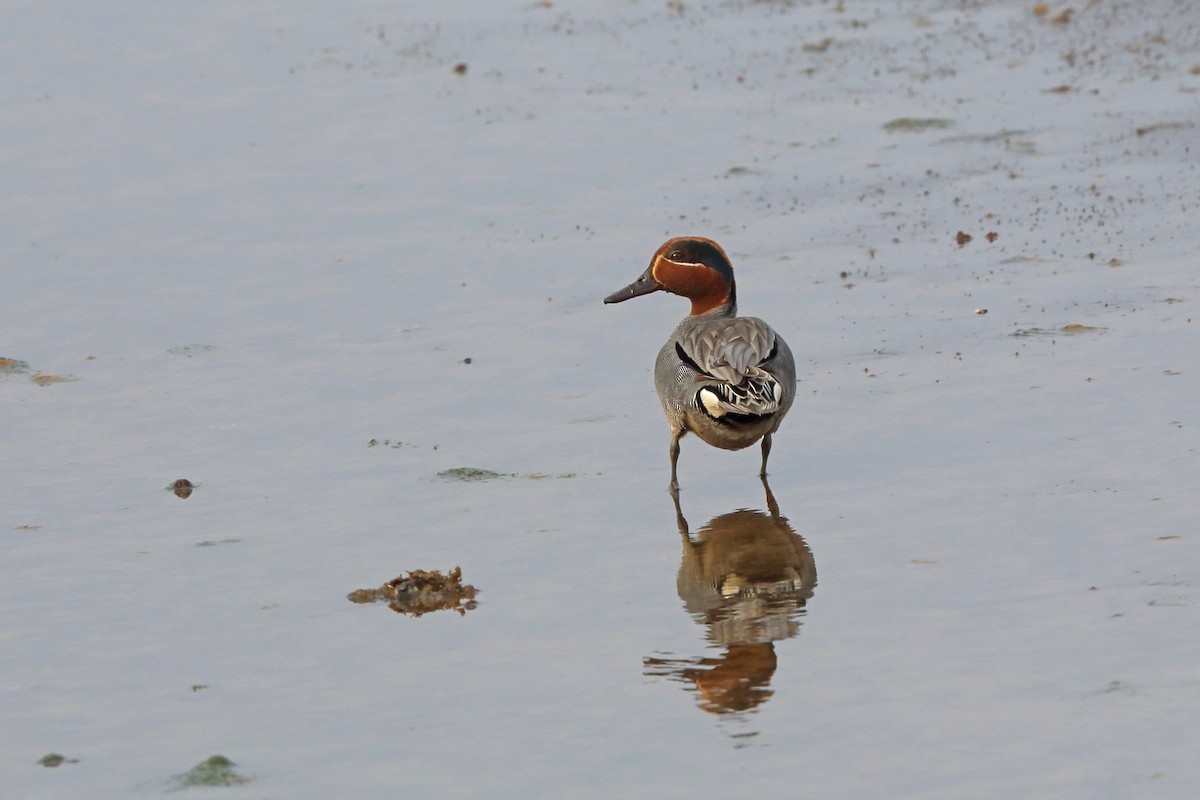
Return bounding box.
[672,488,690,540]
[668,430,682,497]
[760,472,780,518]
[759,433,773,478]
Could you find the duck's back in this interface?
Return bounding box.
[656,312,795,451]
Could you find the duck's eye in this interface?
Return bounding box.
[668,250,682,260]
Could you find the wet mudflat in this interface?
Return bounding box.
[2,1,1198,797]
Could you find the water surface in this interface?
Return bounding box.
[3,1,1198,797]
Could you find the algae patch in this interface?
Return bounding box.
[348,567,478,617]
[1,357,75,385]
[38,753,79,767]
[438,467,507,481]
[169,755,252,789]
[1,357,31,376]
[438,467,577,481]
[1012,324,1107,337]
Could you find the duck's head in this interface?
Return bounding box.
[604,236,737,316]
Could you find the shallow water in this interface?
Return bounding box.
[3,1,1199,797]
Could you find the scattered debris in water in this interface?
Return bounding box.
[802,36,835,53]
[1135,121,1190,136]
[368,438,439,449]
[1032,4,1073,25]
[1094,680,1135,697]
[31,372,75,386]
[38,753,79,768]
[0,357,31,375]
[1,357,75,385]
[348,567,478,617]
[167,344,217,357]
[955,230,973,247]
[1012,324,1106,337]
[168,478,196,499]
[169,755,252,788]
[437,467,577,481]
[883,117,954,132]
[439,467,505,481]
[195,539,242,547]
[723,165,757,177]
[15,524,42,532]
[940,128,1031,144]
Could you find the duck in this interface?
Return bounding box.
[604,236,796,495]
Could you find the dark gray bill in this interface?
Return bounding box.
[603,269,662,304]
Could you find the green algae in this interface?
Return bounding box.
[438,466,507,481]
[438,467,577,481]
[169,755,252,789]
[38,753,78,767]
[0,357,31,375]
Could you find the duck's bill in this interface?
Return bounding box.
[603,270,662,304]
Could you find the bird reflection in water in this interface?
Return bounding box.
[644,477,816,718]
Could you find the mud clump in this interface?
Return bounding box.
[348,567,478,617]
